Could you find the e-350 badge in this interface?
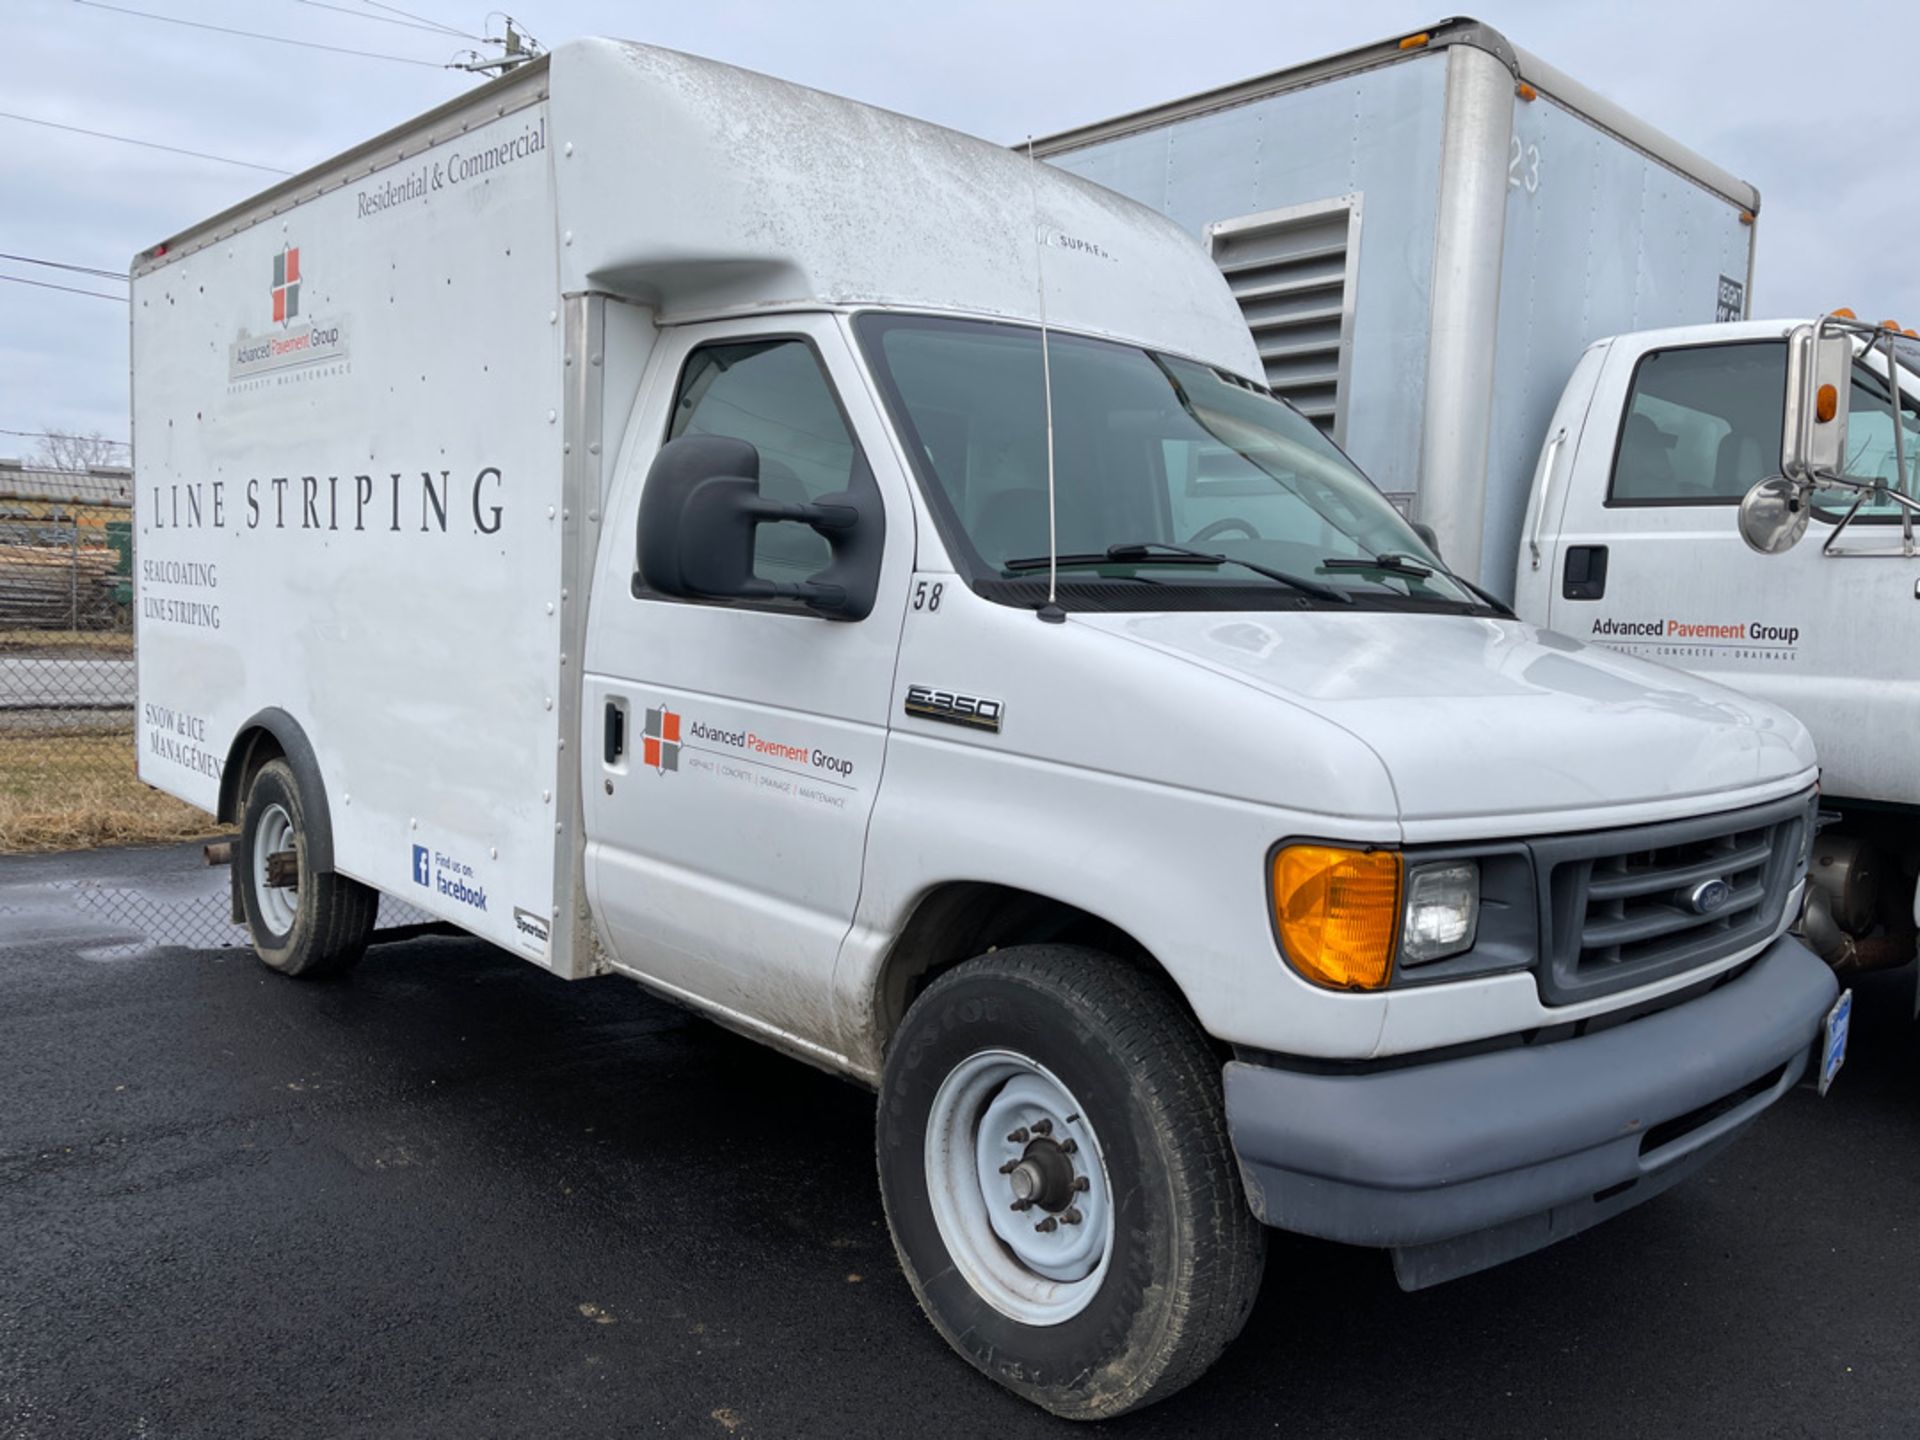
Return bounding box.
[904,684,1003,733]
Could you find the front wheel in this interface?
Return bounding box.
[877,946,1265,1420]
[236,757,376,978]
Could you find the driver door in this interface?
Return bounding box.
[581,314,915,1055]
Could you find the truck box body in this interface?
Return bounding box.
[133,64,570,967]
[132,43,1255,981]
[1033,17,1758,593]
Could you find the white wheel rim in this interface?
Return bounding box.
[923,1048,1114,1326]
[251,802,299,936]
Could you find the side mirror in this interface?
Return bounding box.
[1737,474,1811,555]
[1410,521,1443,559]
[1782,322,1852,481]
[636,435,882,619]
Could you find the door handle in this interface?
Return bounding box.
[604,700,626,765]
[1562,544,1609,601]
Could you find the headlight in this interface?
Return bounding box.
[1400,861,1479,965]
[1270,844,1402,991]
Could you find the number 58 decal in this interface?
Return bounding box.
[912,579,945,612]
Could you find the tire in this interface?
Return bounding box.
[877,945,1266,1420]
[235,757,377,979]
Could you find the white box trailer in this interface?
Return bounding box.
[134,38,1844,1421]
[1033,16,1759,593]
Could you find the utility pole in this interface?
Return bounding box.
[448,16,541,77]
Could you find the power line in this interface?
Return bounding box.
[0,273,129,303]
[70,0,449,68]
[363,0,477,38]
[0,428,132,450]
[0,109,292,175]
[0,252,126,282]
[291,0,475,37]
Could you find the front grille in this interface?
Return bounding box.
[1534,791,1815,1005]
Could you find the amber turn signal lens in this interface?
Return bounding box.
[1270,845,1402,990]
[1816,383,1838,423]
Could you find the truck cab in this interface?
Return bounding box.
[1518,318,1920,973]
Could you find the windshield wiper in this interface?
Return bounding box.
[1318,550,1514,616]
[1005,542,1352,603]
[1319,551,1434,578]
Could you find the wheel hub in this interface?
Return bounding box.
[1007,1140,1077,1212]
[923,1048,1115,1326]
[250,802,300,937]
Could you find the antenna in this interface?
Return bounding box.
[1025,137,1064,624]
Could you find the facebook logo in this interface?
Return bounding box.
[411,845,431,886]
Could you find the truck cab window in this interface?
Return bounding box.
[1607,341,1787,506]
[662,338,855,583]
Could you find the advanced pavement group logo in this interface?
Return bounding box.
[643,705,681,773]
[229,239,347,386]
[271,245,301,325]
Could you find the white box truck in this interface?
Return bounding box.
[133,39,1845,1420]
[1036,18,1920,985]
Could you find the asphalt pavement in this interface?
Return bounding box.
[3,843,1918,1438]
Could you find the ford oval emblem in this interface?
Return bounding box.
[1685,878,1733,915]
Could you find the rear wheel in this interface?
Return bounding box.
[877,945,1265,1420]
[236,757,376,978]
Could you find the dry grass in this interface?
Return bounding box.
[0,628,132,653]
[0,729,218,853]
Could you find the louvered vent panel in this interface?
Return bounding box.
[1210,206,1353,433]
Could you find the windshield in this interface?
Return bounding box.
[855,313,1484,612]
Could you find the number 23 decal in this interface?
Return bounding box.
[912,580,945,612]
[1509,137,1541,194]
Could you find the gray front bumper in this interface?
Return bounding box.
[1225,935,1837,1289]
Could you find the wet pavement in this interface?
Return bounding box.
[2,843,1918,1438]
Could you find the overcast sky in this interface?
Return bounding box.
[4,0,1913,457]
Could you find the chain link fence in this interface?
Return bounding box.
[0,460,429,950]
[0,459,238,944]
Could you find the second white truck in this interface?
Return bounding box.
[1039,16,1920,989]
[133,38,1844,1421]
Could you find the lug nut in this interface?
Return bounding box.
[1032,1118,1053,1137]
[1034,1217,1058,1234]
[1072,1176,1090,1193]
[1059,1139,1077,1155]
[1006,1127,1029,1144]
[1062,1208,1083,1226]
[998,1159,1019,1175]
[1010,1198,1032,1212]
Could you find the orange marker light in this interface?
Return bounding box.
[1399,32,1432,49]
[1516,82,1538,102]
[1883,319,1902,331]
[1739,210,1755,226]
[1816,384,1839,423]
[1271,845,1402,990]
[1832,308,1857,320]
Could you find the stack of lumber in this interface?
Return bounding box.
[0,540,122,629]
